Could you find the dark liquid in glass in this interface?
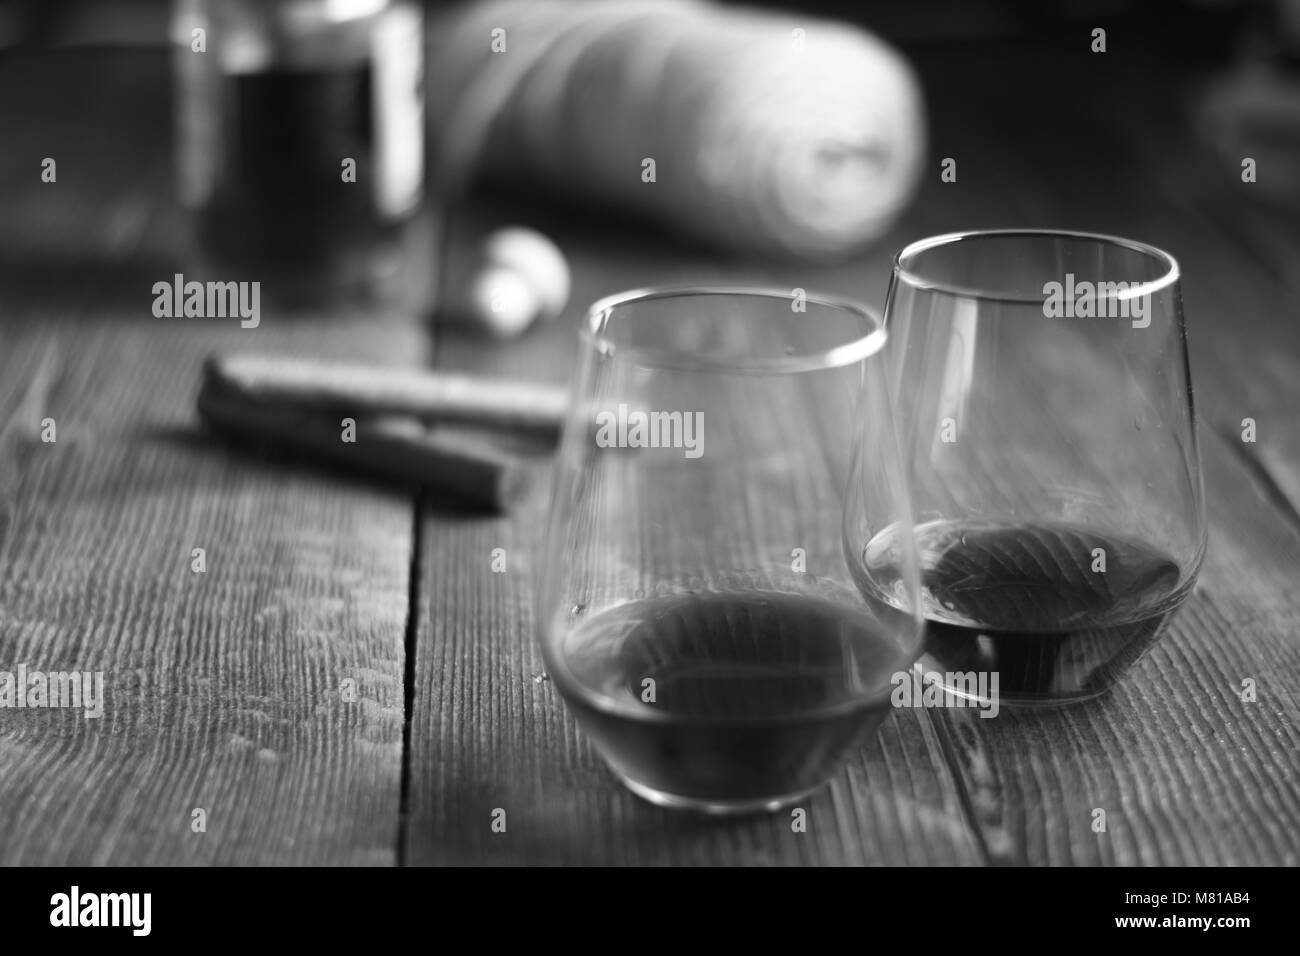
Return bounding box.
[853,520,1188,704]
[182,61,432,307]
[547,591,909,808]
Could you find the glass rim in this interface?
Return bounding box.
[582,285,887,374]
[893,228,1182,304]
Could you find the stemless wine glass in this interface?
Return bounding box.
[852,230,1207,707]
[538,287,923,814]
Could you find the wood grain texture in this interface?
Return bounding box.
[407,42,1300,864]
[0,51,425,864]
[408,499,983,865]
[799,43,1300,866]
[404,215,986,864]
[928,433,1300,865]
[0,319,424,865]
[5,36,1299,867]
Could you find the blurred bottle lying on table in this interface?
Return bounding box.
[425,0,926,263]
[172,0,436,313]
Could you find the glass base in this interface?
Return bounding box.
[934,674,1117,710]
[618,775,824,816]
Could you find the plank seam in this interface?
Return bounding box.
[396,494,423,866]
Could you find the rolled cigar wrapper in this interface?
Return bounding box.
[204,354,568,439]
[198,379,532,512]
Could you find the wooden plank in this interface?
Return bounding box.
[793,44,1300,865]
[928,433,1300,865]
[0,51,422,864]
[405,210,986,865]
[0,317,424,865]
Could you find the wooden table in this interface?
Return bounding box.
[1,39,1297,866]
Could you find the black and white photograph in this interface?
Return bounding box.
[0,0,1294,918]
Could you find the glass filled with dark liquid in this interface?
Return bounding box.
[172,0,434,311]
[538,288,924,813]
[846,230,1207,706]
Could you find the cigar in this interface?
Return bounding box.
[198,376,533,512]
[203,353,568,438]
